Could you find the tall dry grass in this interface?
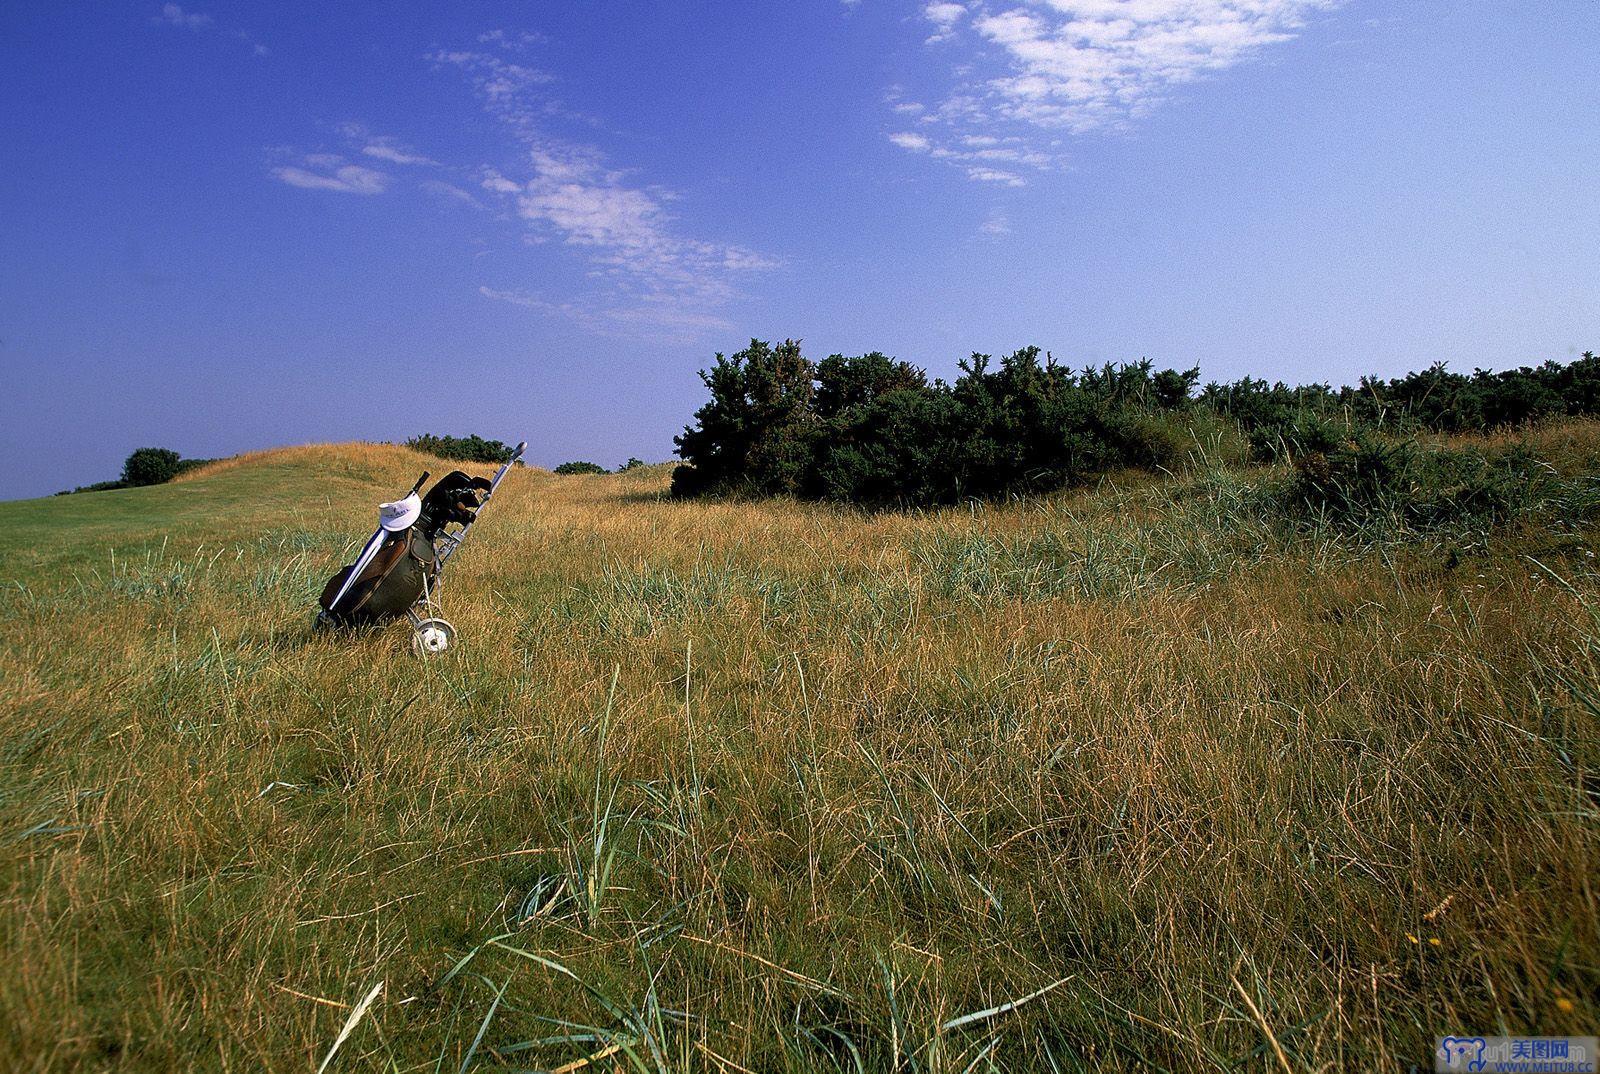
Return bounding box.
[0,438,1595,1071]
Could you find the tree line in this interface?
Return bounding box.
[670,340,1600,507]
[405,434,518,464]
[57,447,215,495]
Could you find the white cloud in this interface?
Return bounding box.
[521,176,665,252]
[154,4,267,53]
[890,127,1048,181]
[361,141,437,166]
[422,180,483,208]
[479,286,548,308]
[155,4,211,29]
[966,167,1024,185]
[480,170,523,195]
[499,150,778,305]
[981,208,1012,235]
[477,29,548,50]
[272,156,389,195]
[428,50,552,107]
[268,42,775,342]
[925,2,968,42]
[433,46,776,339]
[893,0,1340,183]
[332,123,438,167]
[974,0,1338,131]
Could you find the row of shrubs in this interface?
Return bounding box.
[1285,434,1568,531]
[554,458,647,475]
[58,447,215,495]
[1202,355,1600,461]
[404,433,519,464]
[404,435,650,476]
[670,340,1600,511]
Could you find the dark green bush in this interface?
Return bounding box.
[1110,411,1197,472]
[122,448,183,487]
[1288,434,1548,529]
[406,434,516,464]
[669,342,1597,509]
[57,479,128,496]
[673,341,1210,506]
[809,387,960,504]
[672,339,818,498]
[554,461,608,475]
[61,448,215,495]
[1246,412,1347,463]
[1409,448,1549,527]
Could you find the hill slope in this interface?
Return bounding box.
[0,439,1596,1071]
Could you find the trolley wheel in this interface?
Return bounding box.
[411,617,456,656]
[314,609,335,631]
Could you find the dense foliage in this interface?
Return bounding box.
[1200,354,1600,460]
[406,433,517,464]
[58,447,215,495]
[554,461,608,475]
[122,447,184,487]
[1286,433,1553,531]
[672,341,1600,507]
[57,480,132,496]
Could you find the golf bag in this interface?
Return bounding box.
[316,443,524,651]
[317,523,441,626]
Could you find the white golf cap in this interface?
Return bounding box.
[378,492,422,532]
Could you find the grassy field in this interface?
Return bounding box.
[1,432,1596,1071]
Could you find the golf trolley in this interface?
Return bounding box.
[316,441,525,655]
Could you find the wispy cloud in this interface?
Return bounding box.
[155,4,211,30]
[889,131,932,151]
[924,2,968,42]
[891,0,1340,183]
[332,123,439,167]
[479,286,558,310]
[966,166,1025,186]
[361,143,434,165]
[886,127,1041,185]
[428,50,554,110]
[981,208,1012,235]
[422,180,483,208]
[153,3,268,54]
[262,34,772,341]
[272,154,389,195]
[431,47,777,338]
[477,29,549,51]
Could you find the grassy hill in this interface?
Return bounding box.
[1,435,1596,1071]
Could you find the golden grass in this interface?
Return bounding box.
[0,437,1596,1071]
[174,441,534,485]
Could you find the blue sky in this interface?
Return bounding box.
[2,1,1595,499]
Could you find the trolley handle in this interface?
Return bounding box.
[409,471,430,495]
